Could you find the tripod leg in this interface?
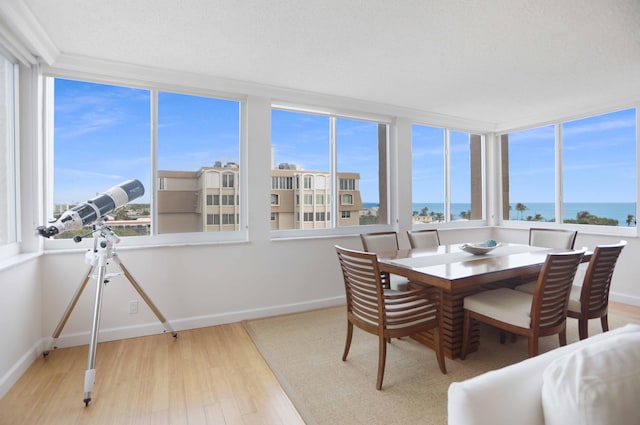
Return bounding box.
[44,265,95,356]
[112,253,177,338]
[83,263,108,407]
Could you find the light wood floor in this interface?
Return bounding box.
[0,322,305,425]
[1,302,639,425]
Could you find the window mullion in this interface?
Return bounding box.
[555,123,563,224]
[330,116,337,229]
[444,129,451,222]
[150,89,159,236]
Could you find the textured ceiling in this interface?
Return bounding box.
[14,0,640,128]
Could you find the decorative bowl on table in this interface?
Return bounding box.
[459,240,501,255]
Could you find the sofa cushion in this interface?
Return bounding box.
[541,331,640,425]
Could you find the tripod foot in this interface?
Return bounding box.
[172,332,178,339]
[43,351,49,358]
[84,397,91,407]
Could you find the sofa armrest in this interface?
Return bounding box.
[447,324,640,425]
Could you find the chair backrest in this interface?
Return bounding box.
[579,240,626,316]
[529,228,577,249]
[531,251,584,331]
[335,245,384,328]
[407,229,440,249]
[360,231,399,253]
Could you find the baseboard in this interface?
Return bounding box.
[610,290,640,307]
[0,340,42,400]
[43,295,347,349]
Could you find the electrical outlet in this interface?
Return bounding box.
[128,300,138,314]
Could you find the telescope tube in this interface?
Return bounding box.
[37,179,145,238]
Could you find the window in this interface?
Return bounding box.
[222,172,235,188]
[0,55,17,253]
[562,109,636,226]
[304,175,313,189]
[342,211,351,218]
[304,194,313,205]
[48,78,243,241]
[339,178,356,190]
[501,108,637,228]
[271,107,389,231]
[158,92,240,234]
[412,124,483,225]
[271,194,279,205]
[222,213,235,225]
[501,125,555,222]
[51,79,150,239]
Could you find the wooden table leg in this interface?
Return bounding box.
[412,288,481,359]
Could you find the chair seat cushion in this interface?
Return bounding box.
[567,285,582,313]
[541,330,640,425]
[464,288,532,328]
[514,280,537,294]
[389,274,410,291]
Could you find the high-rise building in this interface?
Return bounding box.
[157,162,362,233]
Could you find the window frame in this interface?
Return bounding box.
[0,58,19,261]
[270,104,395,239]
[497,106,639,238]
[410,123,487,230]
[41,72,249,250]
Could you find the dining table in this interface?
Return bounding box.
[376,242,589,359]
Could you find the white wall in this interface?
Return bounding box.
[0,258,42,398]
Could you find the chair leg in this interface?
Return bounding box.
[434,328,447,374]
[342,322,353,361]
[559,329,567,347]
[601,315,609,333]
[460,311,471,360]
[578,318,589,340]
[376,335,387,390]
[527,336,539,358]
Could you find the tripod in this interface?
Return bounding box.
[44,220,177,406]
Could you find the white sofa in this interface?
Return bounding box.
[448,323,640,425]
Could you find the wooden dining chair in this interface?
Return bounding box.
[528,228,577,249]
[566,241,626,340]
[407,229,440,249]
[335,245,446,390]
[511,228,579,293]
[360,231,410,291]
[460,251,584,359]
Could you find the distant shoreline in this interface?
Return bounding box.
[362,202,637,227]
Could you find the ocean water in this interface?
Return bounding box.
[363,202,637,227]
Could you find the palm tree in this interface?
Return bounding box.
[515,203,528,220]
[626,214,635,226]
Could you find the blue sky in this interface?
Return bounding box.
[54,79,637,206]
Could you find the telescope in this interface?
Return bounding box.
[37,179,145,238]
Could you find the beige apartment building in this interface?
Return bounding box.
[157,162,363,233]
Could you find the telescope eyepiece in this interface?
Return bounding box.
[36,225,60,238]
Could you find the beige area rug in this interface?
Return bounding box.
[244,306,640,425]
